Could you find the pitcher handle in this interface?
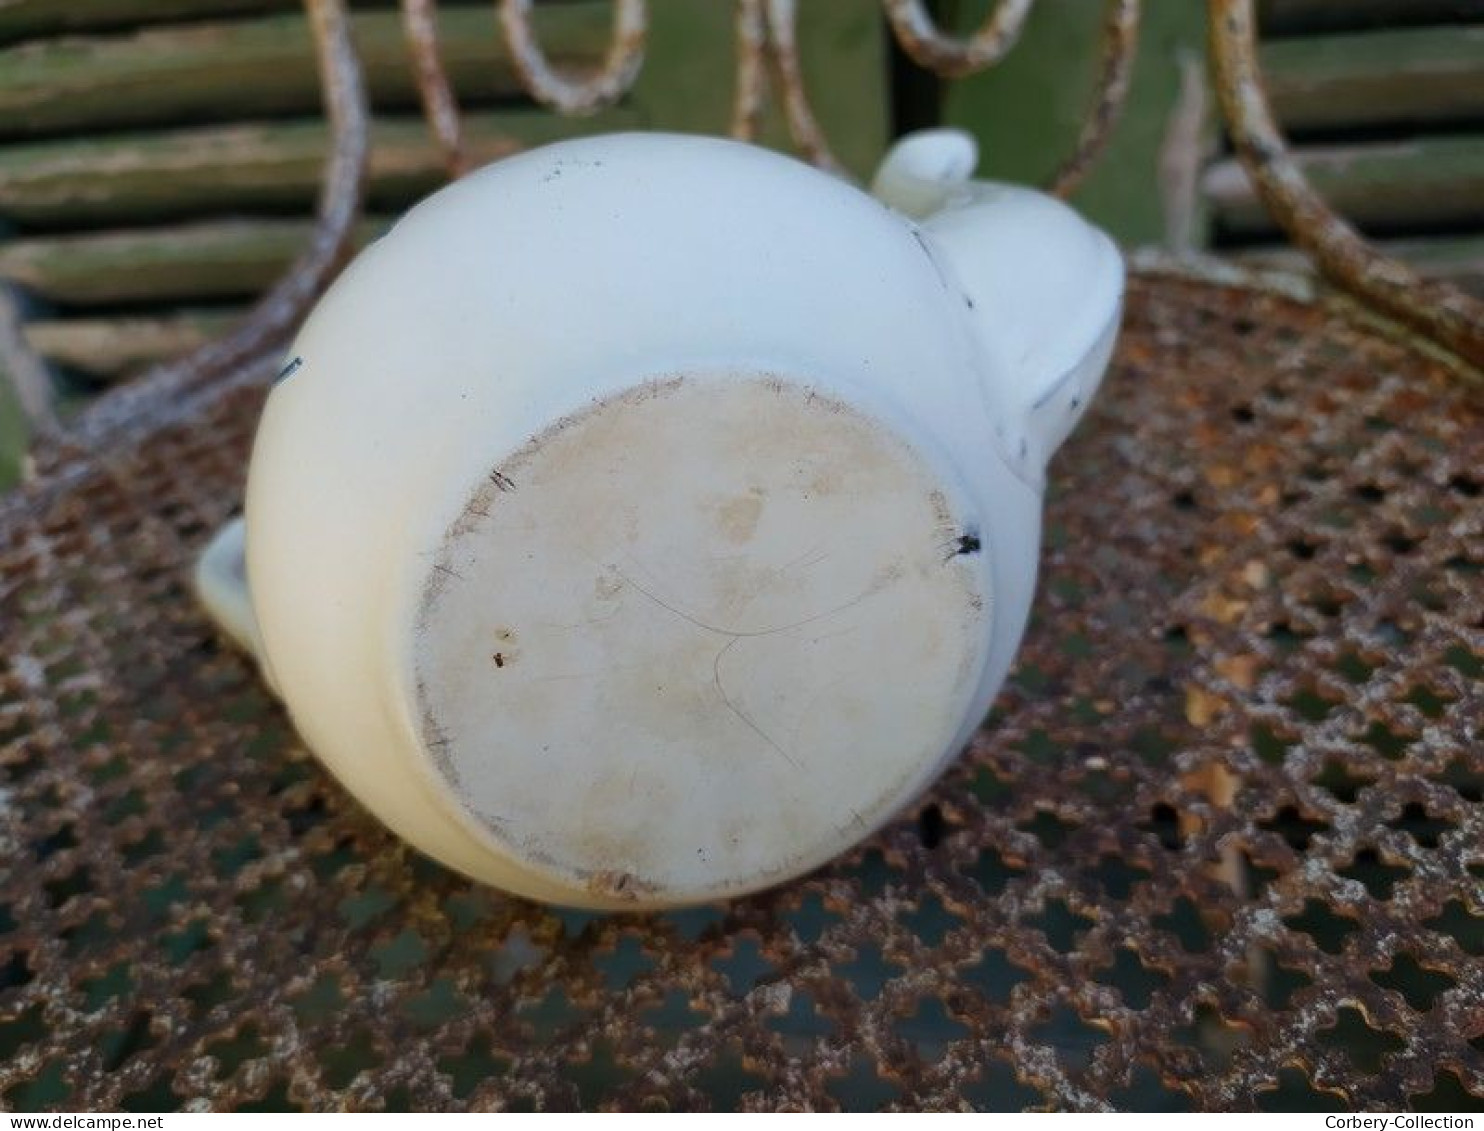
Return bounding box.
[195,517,280,695]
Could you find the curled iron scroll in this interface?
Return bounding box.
[402,0,468,178]
[1048,0,1140,200]
[499,0,648,116]
[1208,0,1484,373]
[882,0,1036,79]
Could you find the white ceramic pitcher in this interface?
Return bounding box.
[197,129,1124,909]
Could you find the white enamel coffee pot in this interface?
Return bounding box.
[197,129,1123,909]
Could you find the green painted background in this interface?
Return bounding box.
[943,0,1208,244]
[1,0,1203,487]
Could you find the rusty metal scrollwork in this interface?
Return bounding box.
[499,0,648,116]
[3,0,1479,451]
[402,0,469,178]
[882,0,1036,79]
[1047,0,1140,200]
[1207,0,1484,373]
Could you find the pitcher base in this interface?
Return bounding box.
[412,374,992,907]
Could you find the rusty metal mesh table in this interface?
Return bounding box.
[0,273,1481,1111]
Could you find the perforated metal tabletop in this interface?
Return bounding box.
[1,273,1480,1111]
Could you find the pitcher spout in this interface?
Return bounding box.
[873,130,1125,481]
